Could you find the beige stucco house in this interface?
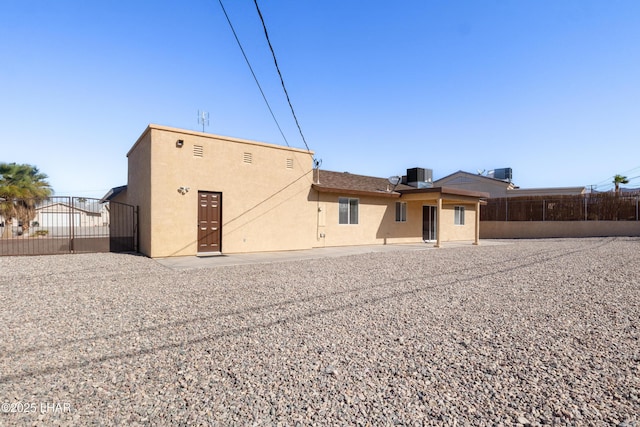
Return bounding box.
[112,125,488,258]
[312,170,488,248]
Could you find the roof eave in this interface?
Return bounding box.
[100,185,127,203]
[399,186,490,199]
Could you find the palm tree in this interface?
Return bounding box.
[0,163,53,238]
[613,174,629,195]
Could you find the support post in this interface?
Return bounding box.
[69,196,74,253]
[474,201,480,245]
[435,197,442,248]
[585,196,588,221]
[505,197,508,221]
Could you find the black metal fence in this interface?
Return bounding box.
[0,196,137,256]
[481,193,640,222]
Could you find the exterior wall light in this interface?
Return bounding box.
[176,139,184,147]
[177,186,190,195]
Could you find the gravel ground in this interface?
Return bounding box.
[1,237,639,426]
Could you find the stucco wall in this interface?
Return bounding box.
[125,130,152,256]
[440,203,478,241]
[128,125,316,257]
[313,194,478,247]
[480,221,640,239]
[314,194,424,247]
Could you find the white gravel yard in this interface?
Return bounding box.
[1,237,639,426]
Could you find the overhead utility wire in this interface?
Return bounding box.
[252,0,311,152]
[593,165,640,187]
[217,0,290,147]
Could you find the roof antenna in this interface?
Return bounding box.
[198,110,210,133]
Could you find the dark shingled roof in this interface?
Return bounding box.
[313,170,490,200]
[312,170,413,197]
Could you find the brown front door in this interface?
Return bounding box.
[198,191,221,253]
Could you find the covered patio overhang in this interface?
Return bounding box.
[399,187,489,247]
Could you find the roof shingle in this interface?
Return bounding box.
[312,170,412,197]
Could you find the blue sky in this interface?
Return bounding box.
[2,0,639,197]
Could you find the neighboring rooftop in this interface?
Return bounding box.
[434,170,518,188]
[100,185,127,203]
[36,199,104,214]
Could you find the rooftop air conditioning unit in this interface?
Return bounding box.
[406,167,433,188]
[494,168,513,182]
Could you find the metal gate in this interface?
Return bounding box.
[0,196,137,256]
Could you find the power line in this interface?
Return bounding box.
[217,0,291,147]
[592,174,640,192]
[593,166,640,187]
[621,166,640,175]
[252,0,311,153]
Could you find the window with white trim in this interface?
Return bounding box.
[454,206,465,225]
[395,202,407,222]
[339,197,359,224]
